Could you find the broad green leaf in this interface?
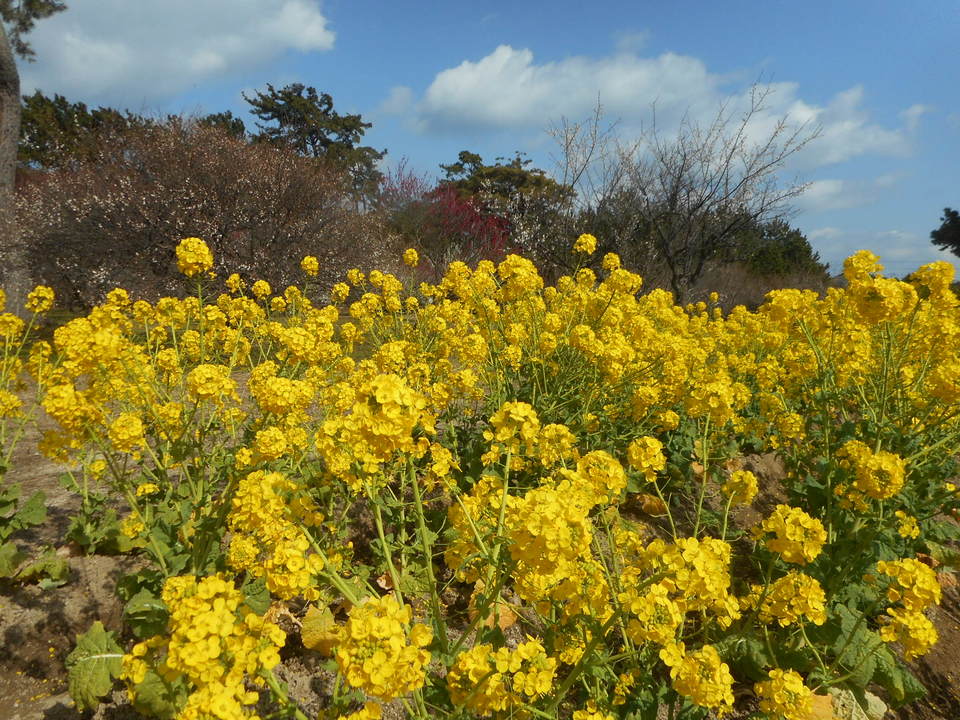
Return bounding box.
[241,576,271,616]
[871,645,904,703]
[925,541,960,570]
[897,666,927,706]
[845,646,877,690]
[0,480,20,510]
[124,588,168,638]
[0,540,24,577]
[130,666,189,720]
[18,547,70,585]
[872,645,926,707]
[15,490,46,528]
[66,621,124,711]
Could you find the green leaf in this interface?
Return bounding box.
[66,621,124,711]
[925,541,960,571]
[18,547,70,585]
[871,645,904,702]
[872,645,926,707]
[0,480,21,512]
[827,605,881,691]
[241,575,271,615]
[845,644,877,690]
[129,666,189,720]
[398,561,432,595]
[0,540,24,577]
[15,489,46,528]
[714,635,771,682]
[897,666,927,706]
[124,588,168,639]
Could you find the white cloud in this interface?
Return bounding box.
[900,104,933,132]
[413,45,916,171]
[803,86,909,165]
[418,44,719,132]
[796,179,869,211]
[874,172,900,188]
[614,30,651,54]
[808,227,843,240]
[17,0,334,108]
[795,172,905,213]
[379,86,414,115]
[804,227,955,278]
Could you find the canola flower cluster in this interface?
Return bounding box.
[121,574,285,720]
[447,639,558,717]
[16,236,960,720]
[875,558,942,660]
[227,470,325,600]
[335,595,432,700]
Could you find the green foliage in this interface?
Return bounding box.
[0,539,21,576]
[243,82,385,203]
[0,0,66,58]
[440,149,572,203]
[726,218,830,278]
[123,588,168,639]
[240,575,272,616]
[66,621,124,711]
[0,481,45,577]
[930,207,960,257]
[19,90,153,169]
[129,667,189,720]
[871,645,926,706]
[59,471,130,554]
[17,545,70,588]
[195,110,246,140]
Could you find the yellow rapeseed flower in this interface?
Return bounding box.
[175,237,214,277]
[573,233,598,255]
[25,285,55,313]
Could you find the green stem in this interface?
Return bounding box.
[798,621,829,679]
[720,493,734,541]
[408,460,449,654]
[692,417,711,537]
[263,668,310,720]
[300,523,364,605]
[367,482,403,603]
[545,610,622,715]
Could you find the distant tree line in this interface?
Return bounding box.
[14,82,829,309]
[16,86,392,306]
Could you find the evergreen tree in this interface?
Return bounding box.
[930,208,960,257]
[195,110,246,141]
[19,90,151,168]
[243,83,385,206]
[439,150,571,202]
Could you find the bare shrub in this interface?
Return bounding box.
[16,118,393,307]
[692,260,829,311]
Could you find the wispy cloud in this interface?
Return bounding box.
[409,44,916,173]
[900,104,933,132]
[18,0,335,108]
[795,175,899,213]
[805,227,954,278]
[379,86,414,115]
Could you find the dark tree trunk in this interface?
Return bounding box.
[0,25,26,314]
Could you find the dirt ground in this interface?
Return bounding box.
[1,442,958,719]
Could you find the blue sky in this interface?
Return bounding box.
[15,0,960,277]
